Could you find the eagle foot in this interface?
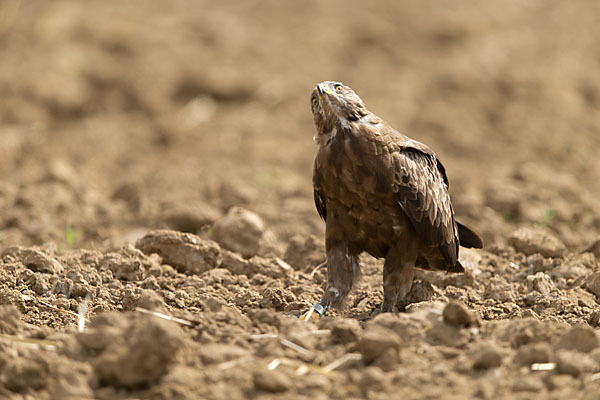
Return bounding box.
[300,302,328,321]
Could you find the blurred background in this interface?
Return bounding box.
[0,0,599,251]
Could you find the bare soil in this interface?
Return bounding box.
[1,1,599,399]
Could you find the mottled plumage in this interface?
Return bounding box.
[309,81,482,315]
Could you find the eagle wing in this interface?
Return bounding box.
[389,137,459,266]
[313,185,327,222]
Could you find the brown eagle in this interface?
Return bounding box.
[307,81,482,318]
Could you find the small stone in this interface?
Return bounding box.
[426,323,469,348]
[443,301,476,327]
[100,250,145,281]
[94,314,184,388]
[141,275,160,290]
[512,376,544,392]
[330,318,363,344]
[162,203,222,233]
[137,289,165,311]
[526,272,556,295]
[526,253,554,273]
[402,280,436,305]
[442,271,475,288]
[358,325,401,363]
[359,366,387,392]
[3,247,64,274]
[45,158,79,186]
[212,207,265,258]
[49,362,93,399]
[508,227,566,258]
[0,305,21,334]
[472,343,502,370]
[136,230,221,275]
[371,347,401,372]
[583,239,600,259]
[585,272,600,299]
[2,353,50,392]
[555,325,599,353]
[590,311,600,328]
[545,374,577,391]
[199,343,249,365]
[248,257,292,279]
[112,182,142,212]
[513,342,552,366]
[371,312,430,344]
[259,287,295,311]
[247,309,283,328]
[555,349,597,377]
[590,348,600,365]
[253,369,292,393]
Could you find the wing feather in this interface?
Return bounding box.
[313,160,327,221]
[393,146,458,266]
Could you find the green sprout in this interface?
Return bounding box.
[65,221,80,249]
[538,208,557,227]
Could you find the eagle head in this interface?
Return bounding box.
[310,81,368,135]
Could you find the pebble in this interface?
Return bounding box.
[94,314,184,388]
[526,272,556,295]
[199,343,249,365]
[513,342,552,366]
[508,227,567,258]
[426,323,469,348]
[555,350,597,377]
[136,230,221,274]
[212,207,265,258]
[253,368,292,393]
[0,305,21,335]
[555,325,599,353]
[585,272,600,298]
[471,343,502,370]
[136,289,166,311]
[358,325,401,363]
[3,247,64,274]
[545,374,577,391]
[330,318,363,344]
[443,301,476,327]
[512,376,544,392]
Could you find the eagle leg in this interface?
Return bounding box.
[301,243,359,321]
[319,240,360,310]
[381,245,416,312]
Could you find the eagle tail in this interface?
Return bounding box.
[457,222,483,249]
[449,260,465,273]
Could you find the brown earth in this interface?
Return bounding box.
[1,1,600,399]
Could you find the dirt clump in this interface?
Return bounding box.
[508,227,567,258]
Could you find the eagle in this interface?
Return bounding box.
[306,81,482,318]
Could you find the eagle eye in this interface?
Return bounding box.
[312,97,318,106]
[334,84,343,92]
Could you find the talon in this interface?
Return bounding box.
[300,302,328,321]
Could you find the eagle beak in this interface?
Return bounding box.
[317,83,333,99]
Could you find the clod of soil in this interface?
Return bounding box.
[135,230,221,274]
[93,314,185,389]
[508,227,567,258]
[442,301,476,327]
[212,207,276,258]
[555,326,600,353]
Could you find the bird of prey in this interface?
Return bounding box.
[306,81,482,319]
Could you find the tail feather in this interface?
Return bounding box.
[449,260,465,273]
[457,222,483,249]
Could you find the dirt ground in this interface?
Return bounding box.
[1,1,600,399]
